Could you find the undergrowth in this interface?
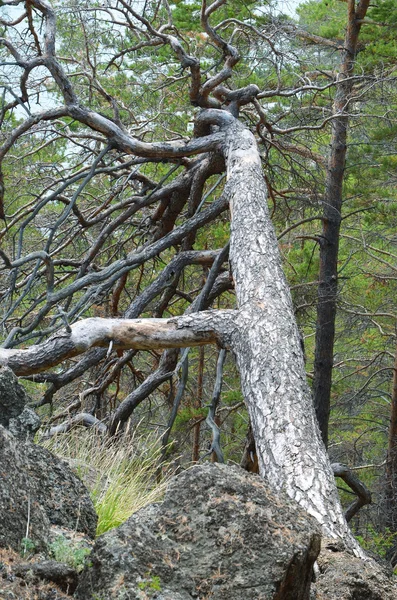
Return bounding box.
[48,535,92,572]
[41,426,174,536]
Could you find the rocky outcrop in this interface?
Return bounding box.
[0,425,97,552]
[0,366,97,551]
[0,366,40,440]
[76,463,321,600]
[1,368,396,599]
[313,538,397,599]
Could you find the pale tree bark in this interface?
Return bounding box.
[219,114,362,552]
[0,314,222,376]
[0,0,372,556]
[0,110,363,554]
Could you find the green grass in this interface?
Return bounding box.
[41,426,173,536]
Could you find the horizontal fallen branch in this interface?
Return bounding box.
[43,412,107,437]
[0,312,231,376]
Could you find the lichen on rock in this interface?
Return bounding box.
[76,463,321,600]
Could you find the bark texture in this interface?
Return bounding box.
[0,109,362,550]
[313,0,370,446]
[221,116,362,551]
[385,342,397,537]
[0,314,222,375]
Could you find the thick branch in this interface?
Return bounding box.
[332,463,372,522]
[0,312,232,376]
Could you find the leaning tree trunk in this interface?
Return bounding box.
[216,113,362,553]
[313,0,370,446]
[0,109,363,554]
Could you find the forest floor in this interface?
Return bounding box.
[0,549,72,600]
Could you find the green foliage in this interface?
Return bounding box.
[355,525,397,559]
[48,536,92,572]
[222,389,244,405]
[197,219,230,249]
[20,537,36,559]
[297,0,345,39]
[174,405,207,431]
[172,1,201,31]
[137,573,162,592]
[298,0,397,68]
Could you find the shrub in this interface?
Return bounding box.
[48,535,92,572]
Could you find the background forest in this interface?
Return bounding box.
[1,0,397,563]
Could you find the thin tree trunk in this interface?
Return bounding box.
[192,345,204,462]
[192,267,208,462]
[313,0,370,446]
[385,339,397,531]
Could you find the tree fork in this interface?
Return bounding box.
[0,104,364,553]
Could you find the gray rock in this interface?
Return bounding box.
[0,366,40,440]
[0,425,97,552]
[0,425,50,552]
[8,406,41,440]
[0,366,30,423]
[23,442,98,537]
[13,560,79,593]
[76,463,321,600]
[313,538,397,599]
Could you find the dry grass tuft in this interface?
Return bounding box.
[41,426,174,536]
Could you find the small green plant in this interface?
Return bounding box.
[137,574,162,592]
[20,537,36,558]
[48,535,92,572]
[355,525,397,559]
[41,426,174,536]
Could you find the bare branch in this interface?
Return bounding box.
[332,463,372,522]
[0,312,234,375]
